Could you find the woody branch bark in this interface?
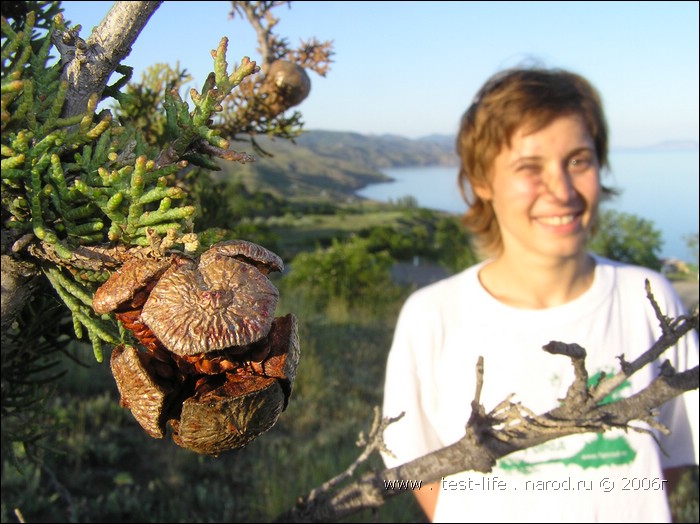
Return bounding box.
[231,1,275,71]
[51,1,163,119]
[274,289,699,523]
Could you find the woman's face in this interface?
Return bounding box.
[477,113,601,262]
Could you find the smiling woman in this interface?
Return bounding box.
[476,114,601,279]
[380,66,699,524]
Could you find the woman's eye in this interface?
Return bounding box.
[569,157,592,171]
[517,164,540,174]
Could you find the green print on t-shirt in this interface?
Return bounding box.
[498,370,635,473]
[500,435,637,473]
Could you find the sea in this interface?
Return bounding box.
[356,150,699,262]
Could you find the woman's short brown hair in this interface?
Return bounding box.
[456,67,614,258]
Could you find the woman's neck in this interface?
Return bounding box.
[478,252,596,309]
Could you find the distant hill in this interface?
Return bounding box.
[414,133,457,148]
[219,130,457,201]
[296,130,458,169]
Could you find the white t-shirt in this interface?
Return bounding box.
[382,255,698,523]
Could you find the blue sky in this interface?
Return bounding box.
[59,1,699,148]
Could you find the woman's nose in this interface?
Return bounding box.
[543,165,576,201]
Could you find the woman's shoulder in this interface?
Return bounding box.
[402,263,484,312]
[593,254,682,308]
[594,255,674,288]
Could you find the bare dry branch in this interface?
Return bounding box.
[274,290,699,523]
[52,1,163,119]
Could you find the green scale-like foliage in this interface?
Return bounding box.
[1,7,259,361]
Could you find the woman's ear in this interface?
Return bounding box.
[473,181,493,201]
